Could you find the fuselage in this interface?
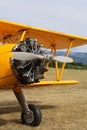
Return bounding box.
[0,44,18,89]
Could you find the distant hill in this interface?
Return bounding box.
[57,51,87,64]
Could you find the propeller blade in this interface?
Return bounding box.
[12,52,44,61]
[12,52,73,63]
[53,56,73,63]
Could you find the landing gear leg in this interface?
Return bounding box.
[13,85,42,126]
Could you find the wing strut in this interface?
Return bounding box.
[44,45,59,80]
[19,30,27,42]
[44,44,59,81]
[54,45,59,80]
[59,39,74,80]
[44,39,74,81]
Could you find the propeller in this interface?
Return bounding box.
[12,52,44,61]
[12,52,73,63]
[53,56,73,63]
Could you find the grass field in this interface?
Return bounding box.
[0,68,87,130]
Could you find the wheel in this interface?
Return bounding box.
[21,104,42,126]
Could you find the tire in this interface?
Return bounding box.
[21,104,42,126]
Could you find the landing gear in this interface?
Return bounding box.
[13,86,42,127]
[21,104,42,126]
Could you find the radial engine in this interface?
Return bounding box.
[10,38,48,85]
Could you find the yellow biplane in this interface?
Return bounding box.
[0,19,87,126]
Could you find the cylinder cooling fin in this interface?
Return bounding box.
[10,38,48,85]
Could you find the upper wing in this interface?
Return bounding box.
[0,19,87,49]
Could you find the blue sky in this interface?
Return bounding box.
[0,0,87,52]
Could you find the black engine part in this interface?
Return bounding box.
[10,38,48,85]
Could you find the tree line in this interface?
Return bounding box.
[49,61,87,69]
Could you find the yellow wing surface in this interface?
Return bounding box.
[0,19,87,49]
